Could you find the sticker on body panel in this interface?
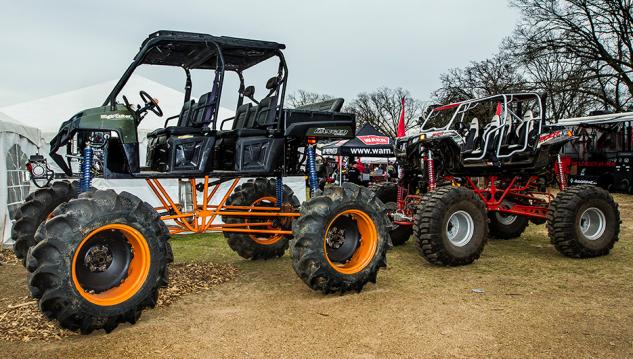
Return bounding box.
[307,127,352,137]
[100,114,133,120]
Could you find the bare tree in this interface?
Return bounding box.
[431,53,528,104]
[287,90,334,108]
[511,0,633,111]
[346,87,428,139]
[501,36,599,119]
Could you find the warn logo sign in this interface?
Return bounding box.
[357,135,390,145]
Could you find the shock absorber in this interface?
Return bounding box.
[397,165,405,211]
[276,175,284,207]
[426,150,436,191]
[306,145,319,197]
[80,144,93,193]
[556,154,567,191]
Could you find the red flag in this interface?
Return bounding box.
[495,102,503,116]
[397,96,406,138]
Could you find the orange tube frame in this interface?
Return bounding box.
[146,177,299,235]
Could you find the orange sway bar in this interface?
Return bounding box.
[146,177,299,235]
[159,211,298,220]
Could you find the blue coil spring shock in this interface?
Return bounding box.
[306,145,318,196]
[276,175,283,207]
[80,145,93,193]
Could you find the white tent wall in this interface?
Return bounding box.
[0,115,42,247]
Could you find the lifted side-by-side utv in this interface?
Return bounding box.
[13,31,390,334]
[384,93,620,265]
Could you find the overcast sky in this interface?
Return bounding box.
[0,0,519,108]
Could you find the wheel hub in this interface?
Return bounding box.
[579,207,606,240]
[325,216,360,263]
[75,229,133,293]
[323,209,378,275]
[496,200,518,225]
[327,227,346,249]
[495,212,518,225]
[446,210,474,247]
[84,245,113,273]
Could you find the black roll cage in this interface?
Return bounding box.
[102,31,289,132]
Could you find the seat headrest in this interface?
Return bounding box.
[197,91,213,104]
[236,102,251,112]
[490,115,500,126]
[258,96,273,106]
[182,99,195,110]
[266,76,278,90]
[523,110,533,121]
[243,85,255,98]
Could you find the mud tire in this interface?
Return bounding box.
[290,183,390,293]
[25,190,172,334]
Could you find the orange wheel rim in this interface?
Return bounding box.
[323,209,378,274]
[246,196,284,245]
[71,224,151,306]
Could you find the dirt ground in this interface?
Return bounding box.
[1,194,633,358]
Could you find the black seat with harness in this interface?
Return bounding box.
[212,76,285,171]
[462,117,480,153]
[464,114,503,162]
[145,75,220,172]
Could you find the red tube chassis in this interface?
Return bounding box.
[463,175,553,219]
[392,156,568,225]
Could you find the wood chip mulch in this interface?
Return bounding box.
[0,259,237,342]
[0,249,19,266]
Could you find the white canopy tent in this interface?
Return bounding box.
[0,112,42,247]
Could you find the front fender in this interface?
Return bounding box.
[49,105,140,176]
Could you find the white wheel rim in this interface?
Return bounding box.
[579,207,606,240]
[446,210,474,247]
[495,212,517,225]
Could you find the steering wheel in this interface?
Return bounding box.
[139,90,163,117]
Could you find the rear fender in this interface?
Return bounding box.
[283,109,355,140]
